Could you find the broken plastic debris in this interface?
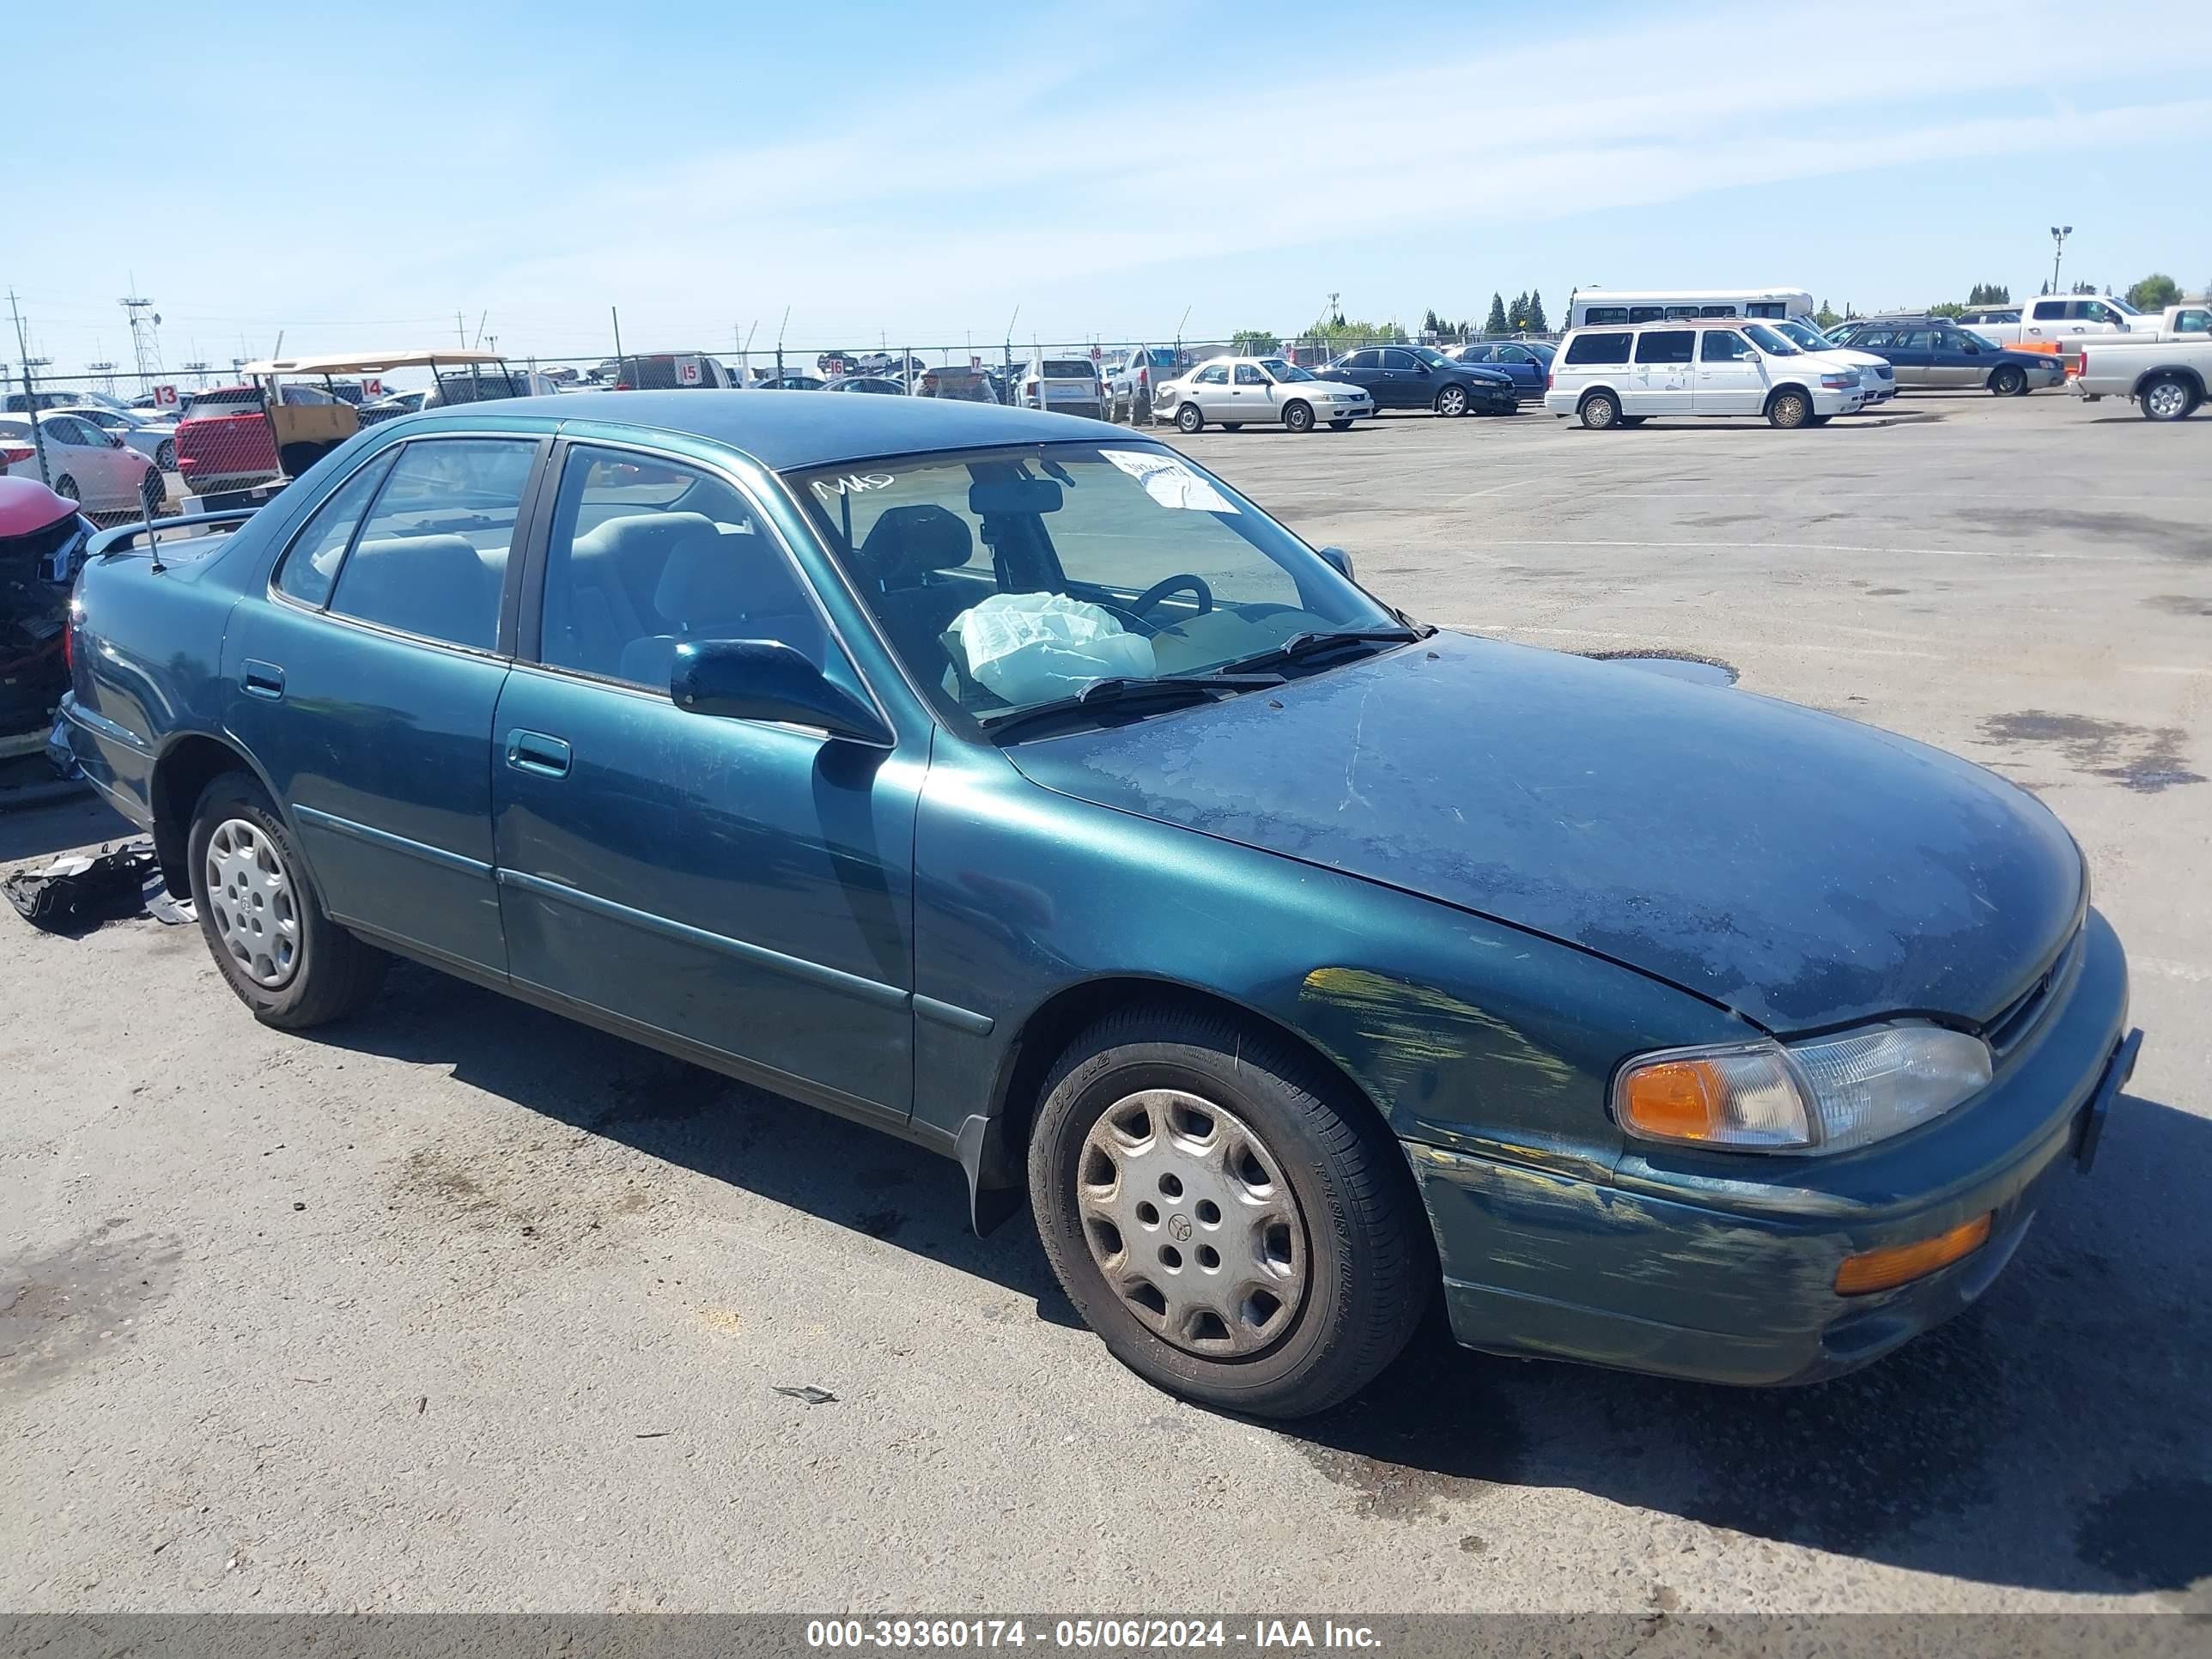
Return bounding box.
[774,1385,837,1406]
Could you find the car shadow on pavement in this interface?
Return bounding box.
[1283,1087,2212,1599]
[0,787,137,867]
[301,961,1085,1330]
[302,964,2208,1596]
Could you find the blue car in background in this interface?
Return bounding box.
[1448,339,1555,395]
[53,392,2138,1419]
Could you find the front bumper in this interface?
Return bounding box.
[1406,908,2136,1386]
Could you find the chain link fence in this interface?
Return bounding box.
[3,323,1566,520]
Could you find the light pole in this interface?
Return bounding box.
[2050,225,2072,295]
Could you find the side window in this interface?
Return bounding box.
[1634,330,1695,364]
[1584,307,1629,325]
[1698,305,1738,318]
[1234,364,1267,386]
[2177,309,2211,335]
[40,416,88,446]
[1193,364,1229,386]
[1747,302,1786,319]
[327,439,537,651]
[538,445,836,695]
[276,451,399,608]
[1498,345,1531,363]
[2031,300,2065,320]
[1700,330,1753,362]
[1628,307,1665,324]
[2080,301,2115,325]
[1898,330,1932,349]
[1380,349,1418,371]
[1344,350,1380,370]
[1564,332,1632,366]
[1855,328,1895,347]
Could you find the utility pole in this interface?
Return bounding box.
[611,305,624,366]
[121,281,164,381]
[457,311,469,349]
[8,289,53,486]
[2051,226,2073,296]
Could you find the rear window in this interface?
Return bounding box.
[1565,332,1632,366]
[184,388,262,417]
[1041,360,1096,379]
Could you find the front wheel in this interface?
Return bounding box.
[155,439,175,471]
[1281,400,1315,433]
[53,474,80,501]
[2140,375,2196,422]
[1767,389,1812,428]
[1174,403,1204,434]
[1579,391,1620,430]
[1028,1005,1430,1418]
[1990,365,2027,397]
[187,771,389,1028]
[1434,384,1469,417]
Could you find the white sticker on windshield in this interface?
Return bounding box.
[1099,449,1238,514]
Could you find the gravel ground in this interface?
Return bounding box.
[3,388,2207,1616]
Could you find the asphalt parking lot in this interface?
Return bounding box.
[3,389,2207,1616]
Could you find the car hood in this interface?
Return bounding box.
[1000,631,2083,1033]
[1451,365,1516,386]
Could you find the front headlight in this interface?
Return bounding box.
[1614,1023,1992,1154]
[1821,371,1861,388]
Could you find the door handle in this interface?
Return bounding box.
[505,729,572,779]
[242,660,285,700]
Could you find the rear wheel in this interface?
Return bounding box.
[53,474,79,501]
[1990,365,2027,397]
[1175,403,1204,434]
[1578,391,1620,430]
[1434,384,1469,417]
[187,771,389,1029]
[1028,1005,1430,1418]
[1767,388,1812,428]
[2141,375,2196,422]
[155,439,175,471]
[1282,400,1315,434]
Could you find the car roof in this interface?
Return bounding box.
[411,387,1118,471]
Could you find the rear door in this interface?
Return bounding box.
[1693,328,1764,415]
[1491,343,1542,392]
[225,434,548,975]
[1887,328,1936,386]
[1188,362,1231,417]
[1629,329,1696,415]
[490,441,919,1125]
[2022,297,2072,345]
[1328,349,1385,403]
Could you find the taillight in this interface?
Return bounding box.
[63,609,74,675]
[1546,370,1554,391]
[615,381,632,391]
[0,441,34,466]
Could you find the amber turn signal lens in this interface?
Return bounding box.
[1621,1060,1725,1140]
[1834,1212,1992,1297]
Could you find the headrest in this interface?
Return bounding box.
[653,521,780,622]
[858,505,972,588]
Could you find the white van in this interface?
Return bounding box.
[1546,319,1864,429]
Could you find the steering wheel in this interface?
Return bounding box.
[1127,574,1214,623]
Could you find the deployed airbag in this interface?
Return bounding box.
[952,592,1156,704]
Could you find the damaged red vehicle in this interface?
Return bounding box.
[0,477,94,738]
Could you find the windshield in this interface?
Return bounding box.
[2106,295,2142,315]
[1773,319,1837,349]
[1743,323,1802,356]
[1259,358,1316,382]
[791,443,1396,723]
[1407,346,1452,367]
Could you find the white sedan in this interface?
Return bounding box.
[0,413,166,516]
[1153,356,1375,434]
[57,404,179,471]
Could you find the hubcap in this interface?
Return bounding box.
[1442,388,1465,414]
[204,817,301,988]
[1075,1089,1309,1358]
[2148,383,2185,417]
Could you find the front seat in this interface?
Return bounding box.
[857,506,980,683]
[617,522,823,690]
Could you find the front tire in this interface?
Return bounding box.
[155,439,175,471]
[2141,375,2196,422]
[1175,403,1204,434]
[1767,388,1812,428]
[54,474,79,501]
[1028,1005,1430,1419]
[1578,391,1620,430]
[1434,384,1469,417]
[187,771,389,1029]
[1990,365,2027,398]
[1281,399,1315,434]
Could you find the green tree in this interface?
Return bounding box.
[1814,299,1841,327]
[1484,292,1508,335]
[1230,329,1280,354]
[1306,317,1404,350]
[2070,281,2098,295]
[1525,289,1548,332]
[1965,283,2013,307]
[2125,272,2180,311]
[1929,301,1966,319]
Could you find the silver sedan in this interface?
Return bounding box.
[57,404,179,471]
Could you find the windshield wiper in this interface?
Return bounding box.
[1212,626,1430,678]
[981,674,1281,742]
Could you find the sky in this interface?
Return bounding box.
[7,0,2212,384]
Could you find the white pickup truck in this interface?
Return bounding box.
[2072,331,2212,421]
[1958,293,2151,346]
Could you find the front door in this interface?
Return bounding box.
[1328,350,1386,404]
[490,442,919,1125]
[1693,328,1765,416]
[1629,329,1697,415]
[224,434,544,975]
[1228,361,1273,422]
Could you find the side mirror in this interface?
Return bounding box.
[672,639,890,744]
[1317,545,1355,580]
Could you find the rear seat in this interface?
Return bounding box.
[338,534,504,644]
